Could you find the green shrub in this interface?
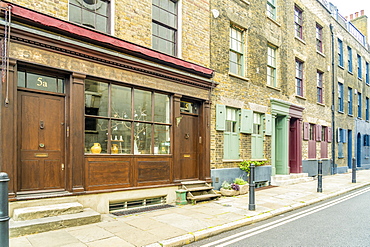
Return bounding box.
[233,177,247,185]
[239,160,267,174]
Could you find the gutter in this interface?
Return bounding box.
[330,23,336,174]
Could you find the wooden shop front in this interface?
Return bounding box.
[0,3,214,200]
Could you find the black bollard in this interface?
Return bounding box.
[352,157,356,183]
[249,163,255,211]
[317,159,323,193]
[0,172,9,247]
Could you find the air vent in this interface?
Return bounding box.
[109,196,172,216]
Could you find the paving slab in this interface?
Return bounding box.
[66,225,114,243]
[86,237,134,247]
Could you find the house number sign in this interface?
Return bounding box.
[36,77,48,88]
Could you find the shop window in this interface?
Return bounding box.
[69,0,110,33]
[229,25,244,76]
[84,79,171,154]
[152,0,178,56]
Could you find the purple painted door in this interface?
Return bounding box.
[289,118,302,173]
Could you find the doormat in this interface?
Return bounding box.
[111,204,175,216]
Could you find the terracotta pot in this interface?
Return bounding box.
[91,143,102,154]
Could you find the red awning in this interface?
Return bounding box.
[6,2,213,77]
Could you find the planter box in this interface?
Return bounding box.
[252,165,272,183]
[239,184,248,195]
[220,188,239,196]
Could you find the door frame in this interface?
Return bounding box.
[16,88,67,194]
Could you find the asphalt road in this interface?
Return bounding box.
[186,186,370,247]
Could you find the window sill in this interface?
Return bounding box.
[338,65,344,70]
[240,0,250,5]
[222,159,243,163]
[295,95,306,100]
[348,71,353,75]
[229,72,250,82]
[358,77,363,81]
[316,50,326,57]
[295,36,306,45]
[266,85,281,91]
[348,114,353,117]
[338,111,344,114]
[317,102,325,106]
[266,16,281,26]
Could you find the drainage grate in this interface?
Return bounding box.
[111,204,175,216]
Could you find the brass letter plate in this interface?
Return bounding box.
[35,153,49,158]
[183,154,191,158]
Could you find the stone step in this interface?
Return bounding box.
[10,208,101,238]
[13,202,84,221]
[271,176,314,186]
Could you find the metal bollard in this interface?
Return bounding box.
[0,172,9,247]
[249,163,255,211]
[352,157,356,183]
[317,159,323,193]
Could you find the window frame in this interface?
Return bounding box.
[366,62,369,85]
[348,46,353,73]
[317,70,323,103]
[295,59,304,96]
[267,45,277,87]
[366,97,369,121]
[338,39,344,67]
[69,0,110,33]
[152,0,178,56]
[338,82,344,112]
[358,92,362,118]
[358,54,362,79]
[348,87,353,116]
[267,0,277,20]
[294,5,303,39]
[229,25,245,76]
[316,24,323,53]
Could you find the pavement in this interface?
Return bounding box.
[10,169,370,247]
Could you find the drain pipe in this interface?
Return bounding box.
[330,24,336,175]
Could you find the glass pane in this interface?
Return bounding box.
[85,80,109,117]
[26,73,59,93]
[154,93,170,123]
[17,71,26,87]
[82,9,95,29]
[111,84,131,119]
[96,0,108,15]
[154,125,170,154]
[69,4,81,24]
[134,89,152,121]
[111,120,132,154]
[85,118,108,153]
[134,123,152,154]
[96,15,107,32]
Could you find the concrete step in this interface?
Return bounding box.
[10,208,101,238]
[13,202,84,221]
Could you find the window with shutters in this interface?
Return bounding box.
[252,113,264,159]
[224,107,240,159]
[308,123,316,159]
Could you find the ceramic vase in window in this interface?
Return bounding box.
[111,144,119,154]
[91,143,102,154]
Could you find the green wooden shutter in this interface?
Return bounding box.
[264,114,272,136]
[240,109,253,134]
[224,132,240,159]
[216,104,226,131]
[252,135,264,159]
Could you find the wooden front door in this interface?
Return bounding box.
[179,113,199,180]
[18,91,65,192]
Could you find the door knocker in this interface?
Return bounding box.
[184,133,190,139]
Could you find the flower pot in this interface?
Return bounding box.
[220,188,239,196]
[239,184,249,195]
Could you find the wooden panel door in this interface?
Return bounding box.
[179,113,199,180]
[18,91,65,192]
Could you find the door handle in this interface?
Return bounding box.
[40,121,44,129]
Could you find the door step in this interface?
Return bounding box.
[181,181,221,204]
[271,173,314,186]
[10,202,101,237]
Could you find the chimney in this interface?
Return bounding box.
[361,10,365,16]
[355,12,359,18]
[350,14,353,20]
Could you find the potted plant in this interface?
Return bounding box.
[233,177,248,195]
[220,181,240,196]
